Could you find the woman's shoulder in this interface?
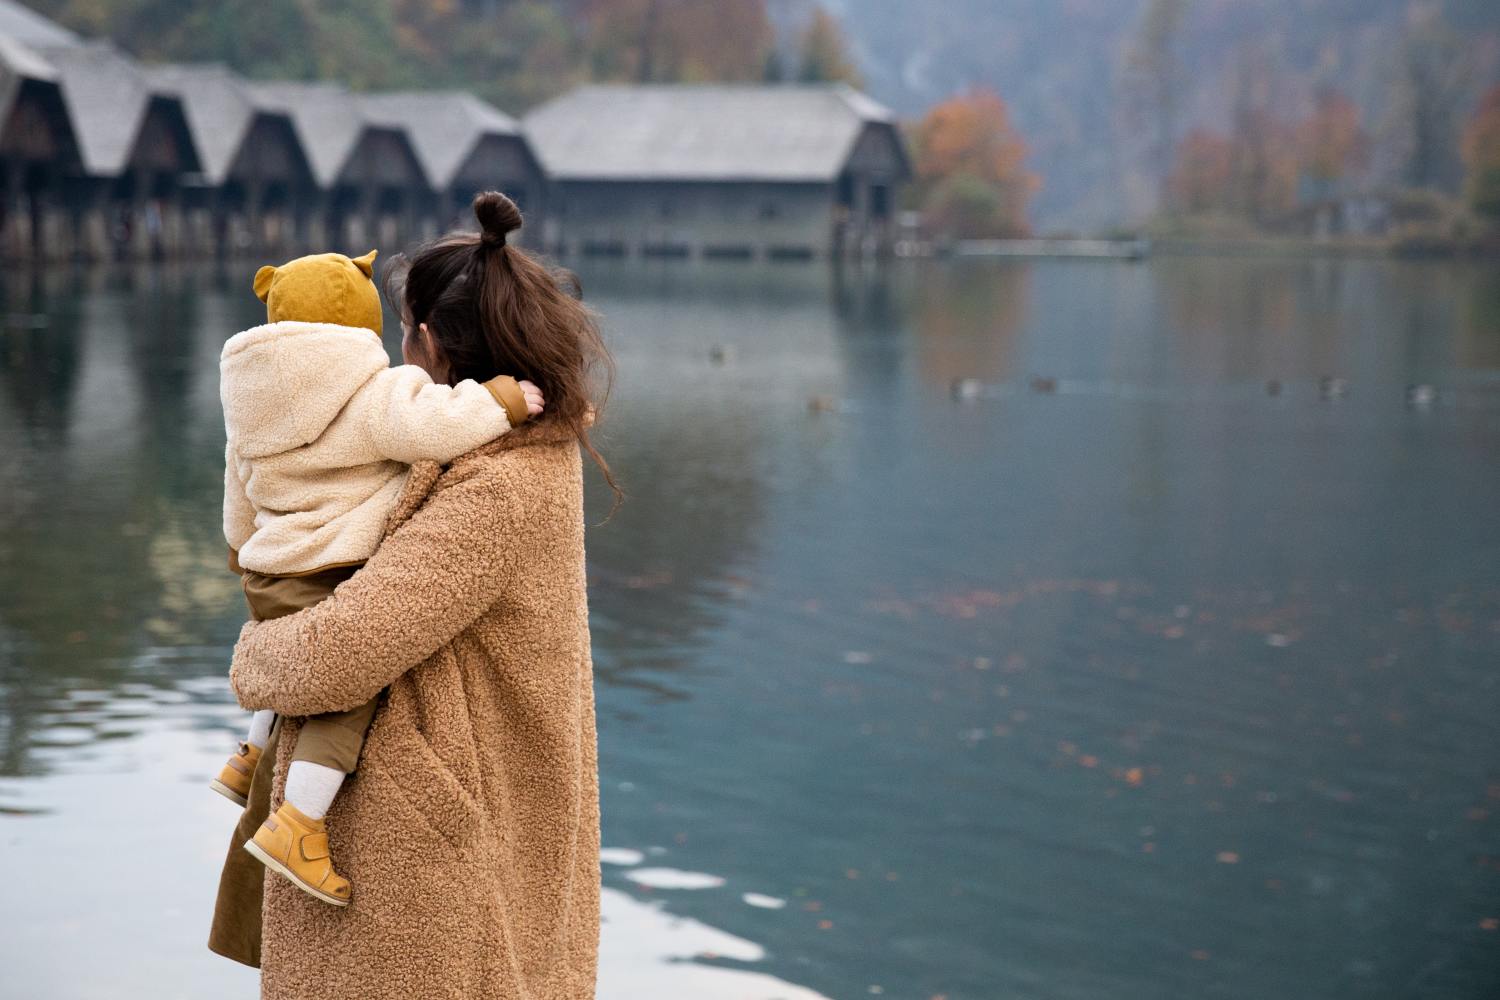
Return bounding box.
[440,421,583,498]
[383,421,582,538]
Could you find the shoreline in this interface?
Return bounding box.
[945,235,1500,262]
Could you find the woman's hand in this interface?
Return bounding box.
[231,461,546,717]
[518,380,545,416]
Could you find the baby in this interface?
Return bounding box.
[210,249,541,906]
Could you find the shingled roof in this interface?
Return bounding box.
[242,81,367,188]
[38,40,164,176]
[144,63,269,185]
[523,83,903,183]
[361,90,523,190]
[0,0,78,48]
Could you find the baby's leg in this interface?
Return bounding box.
[284,760,345,820]
[246,708,275,750]
[213,708,275,807]
[283,694,382,819]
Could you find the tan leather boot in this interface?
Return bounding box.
[209,742,262,808]
[243,802,352,907]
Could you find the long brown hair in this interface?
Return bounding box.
[383,191,619,504]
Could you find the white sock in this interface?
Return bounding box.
[284,760,345,821]
[246,709,275,750]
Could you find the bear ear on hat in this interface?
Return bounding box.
[253,265,277,303]
[351,250,377,278]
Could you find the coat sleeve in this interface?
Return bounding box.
[223,440,257,557]
[353,365,515,465]
[230,461,535,717]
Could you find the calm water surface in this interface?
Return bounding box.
[1,255,1499,999]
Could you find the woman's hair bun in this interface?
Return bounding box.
[474,191,522,247]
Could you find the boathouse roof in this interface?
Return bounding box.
[246,80,428,191]
[39,40,178,176]
[243,81,366,188]
[0,0,77,48]
[523,83,903,183]
[143,63,276,185]
[361,90,523,190]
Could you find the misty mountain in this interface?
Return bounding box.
[799,0,1500,230]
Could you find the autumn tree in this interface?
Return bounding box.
[1295,88,1367,200]
[1230,109,1298,221]
[1222,44,1297,223]
[796,5,861,87]
[581,0,775,84]
[1388,5,1471,191]
[1123,0,1192,200]
[1167,129,1234,213]
[912,88,1037,238]
[1462,85,1500,219]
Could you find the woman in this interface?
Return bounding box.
[208,192,614,999]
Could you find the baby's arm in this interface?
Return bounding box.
[354,365,542,465]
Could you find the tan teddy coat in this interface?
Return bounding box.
[227,422,601,999]
[222,320,516,575]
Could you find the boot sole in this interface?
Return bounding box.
[243,838,350,908]
[209,779,249,809]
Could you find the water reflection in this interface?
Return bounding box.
[1,255,1499,998]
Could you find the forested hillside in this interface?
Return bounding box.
[23,0,1500,230]
[817,0,1500,227]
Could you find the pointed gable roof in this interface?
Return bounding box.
[360,90,525,190]
[38,40,162,176]
[0,0,78,48]
[523,83,903,183]
[143,63,258,185]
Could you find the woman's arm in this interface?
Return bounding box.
[230,458,541,716]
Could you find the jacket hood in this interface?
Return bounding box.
[221,321,391,458]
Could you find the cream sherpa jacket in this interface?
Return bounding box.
[222,320,516,576]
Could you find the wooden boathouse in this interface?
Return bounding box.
[522,84,911,260]
[0,0,911,265]
[361,91,546,247]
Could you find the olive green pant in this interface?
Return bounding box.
[241,563,379,774]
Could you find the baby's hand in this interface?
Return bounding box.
[518,380,545,416]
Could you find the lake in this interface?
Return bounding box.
[1,254,1499,999]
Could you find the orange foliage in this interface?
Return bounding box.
[1168,128,1235,212]
[1462,85,1500,218]
[1232,109,1299,221]
[797,5,862,86]
[912,88,1037,237]
[1168,112,1300,221]
[915,88,1030,187]
[1295,90,1366,184]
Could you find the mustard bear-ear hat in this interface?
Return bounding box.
[252,250,382,336]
